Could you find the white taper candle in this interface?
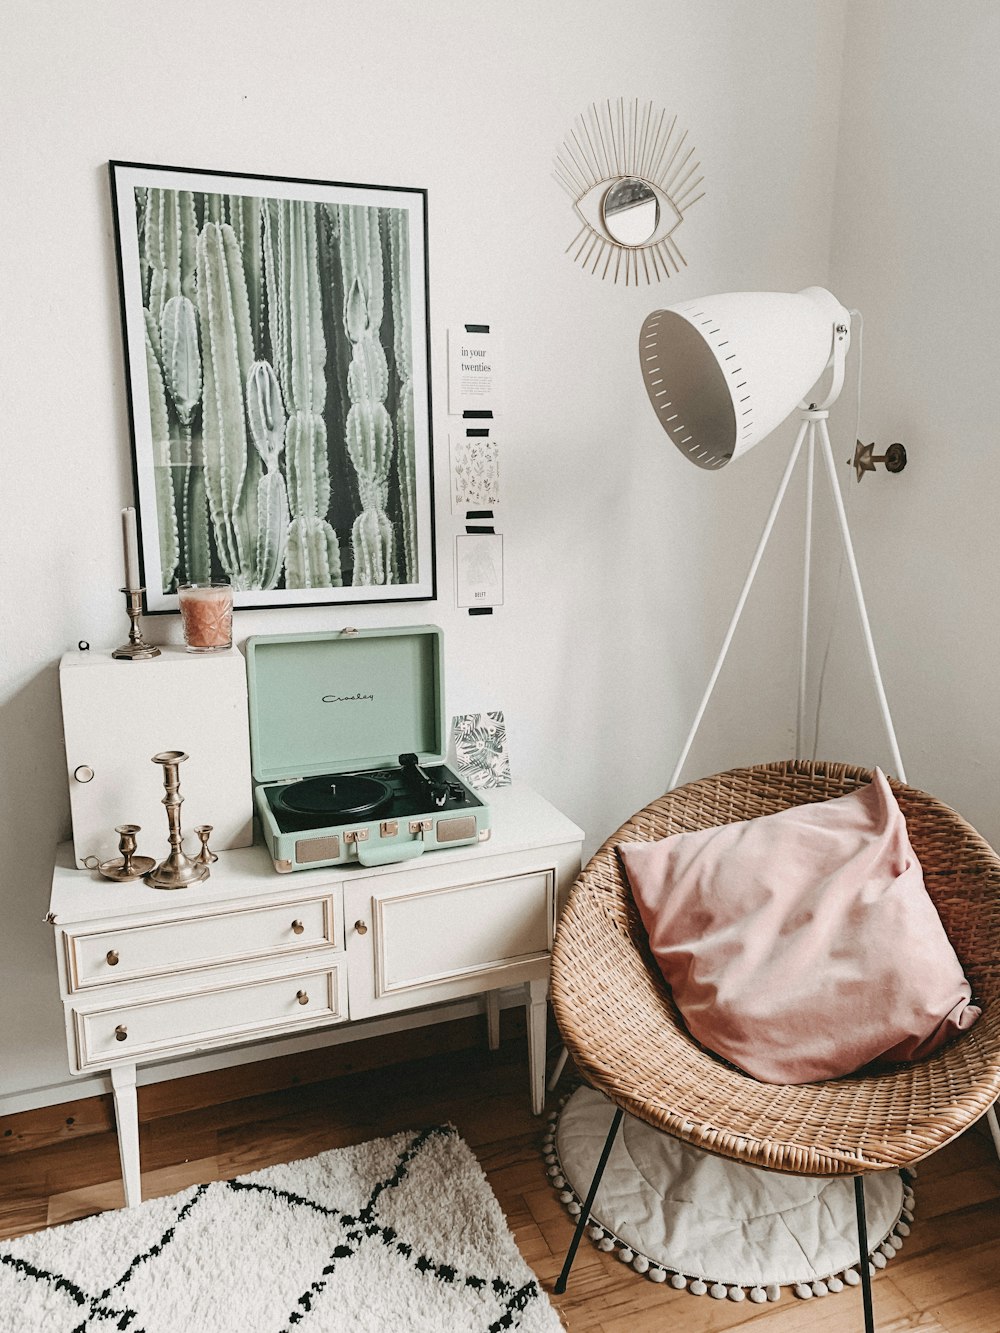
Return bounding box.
[121,506,140,589]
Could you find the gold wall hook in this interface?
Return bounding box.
[851,439,907,483]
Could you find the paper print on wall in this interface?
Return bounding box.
[455,532,503,609]
[450,434,500,512]
[109,162,435,612]
[452,711,511,789]
[447,327,502,415]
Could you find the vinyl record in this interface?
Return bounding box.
[272,772,393,821]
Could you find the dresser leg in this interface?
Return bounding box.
[527,979,547,1115]
[110,1063,142,1208]
[486,990,501,1051]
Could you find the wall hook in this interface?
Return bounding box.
[850,439,907,483]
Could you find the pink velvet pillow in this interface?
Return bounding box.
[618,770,980,1084]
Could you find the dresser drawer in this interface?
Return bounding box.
[72,965,342,1069]
[64,894,336,992]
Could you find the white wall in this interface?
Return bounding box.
[823,1,1000,843]
[1,0,850,1104]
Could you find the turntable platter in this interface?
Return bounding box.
[273,773,392,820]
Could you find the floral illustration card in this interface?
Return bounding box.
[451,434,500,511]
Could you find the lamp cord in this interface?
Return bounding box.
[810,309,863,760]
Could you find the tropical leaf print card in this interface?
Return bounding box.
[452,711,511,789]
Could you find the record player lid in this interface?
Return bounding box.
[245,627,446,782]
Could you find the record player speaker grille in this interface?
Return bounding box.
[295,835,341,864]
[437,816,478,843]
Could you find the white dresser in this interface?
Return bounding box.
[48,785,583,1206]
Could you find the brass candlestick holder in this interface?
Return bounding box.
[194,825,218,865]
[112,587,161,661]
[145,751,210,889]
[87,824,156,882]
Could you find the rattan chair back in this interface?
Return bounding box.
[550,759,1000,1175]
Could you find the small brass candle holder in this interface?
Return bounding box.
[112,587,161,661]
[194,825,218,865]
[89,824,156,882]
[145,751,210,890]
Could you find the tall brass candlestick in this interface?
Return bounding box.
[112,587,160,661]
[145,751,210,889]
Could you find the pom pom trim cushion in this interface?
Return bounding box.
[618,769,980,1084]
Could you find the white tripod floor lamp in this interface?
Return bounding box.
[640,287,907,790]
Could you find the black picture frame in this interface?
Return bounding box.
[109,160,436,612]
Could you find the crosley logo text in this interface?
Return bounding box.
[322,692,374,703]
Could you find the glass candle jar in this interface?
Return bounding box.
[177,582,233,653]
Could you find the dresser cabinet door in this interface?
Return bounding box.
[344,865,554,1020]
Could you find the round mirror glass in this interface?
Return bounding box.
[602,177,659,246]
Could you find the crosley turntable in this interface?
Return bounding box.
[246,626,490,872]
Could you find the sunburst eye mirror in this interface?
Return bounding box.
[554,98,704,285]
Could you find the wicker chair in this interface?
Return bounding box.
[549,759,1000,1328]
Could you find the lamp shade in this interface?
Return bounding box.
[639,287,851,469]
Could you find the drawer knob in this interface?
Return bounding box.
[114,1025,128,1042]
[291,919,305,935]
[354,920,368,935]
[106,950,120,967]
[74,765,95,783]
[296,990,309,1006]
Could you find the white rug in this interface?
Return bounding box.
[0,1124,562,1333]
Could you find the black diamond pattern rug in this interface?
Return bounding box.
[0,1124,562,1332]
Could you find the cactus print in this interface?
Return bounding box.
[130,179,419,597]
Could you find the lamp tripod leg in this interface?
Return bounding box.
[668,418,810,790]
[985,1102,1000,1163]
[796,428,816,757]
[547,1046,570,1092]
[817,423,906,783]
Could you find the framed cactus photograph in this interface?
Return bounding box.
[109,161,436,612]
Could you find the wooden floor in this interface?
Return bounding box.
[1,1015,998,1332]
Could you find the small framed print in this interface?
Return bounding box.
[109,160,436,612]
[455,532,503,609]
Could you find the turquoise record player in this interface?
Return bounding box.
[245,626,491,872]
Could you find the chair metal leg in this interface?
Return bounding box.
[854,1175,876,1333]
[554,1105,624,1295]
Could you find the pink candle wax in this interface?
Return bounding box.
[178,583,233,652]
